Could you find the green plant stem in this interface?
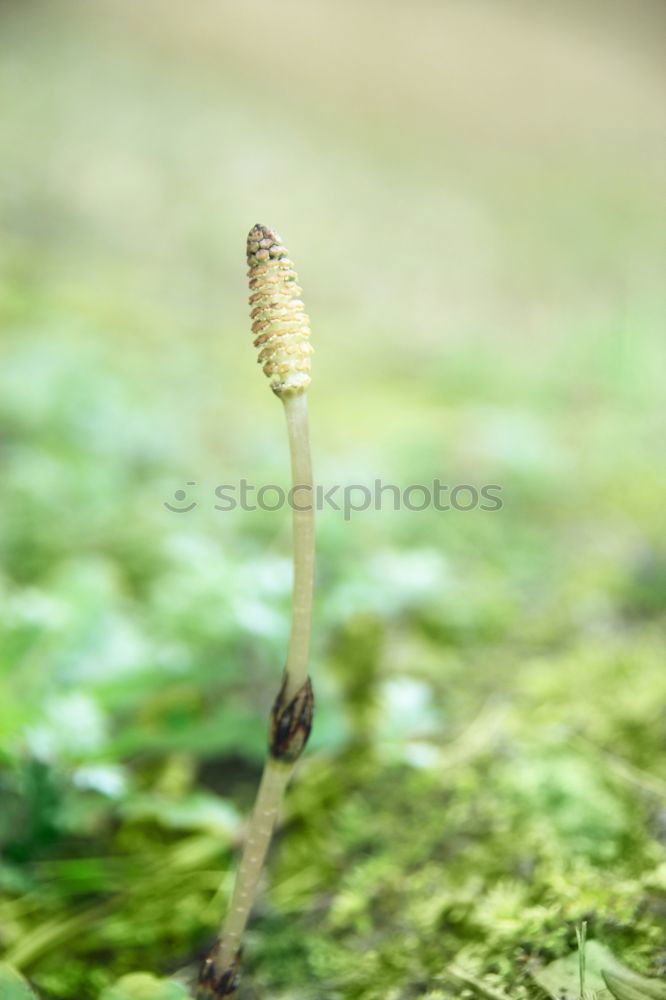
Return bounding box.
[212,761,291,971]
[283,391,315,698]
[203,390,314,991]
[577,920,587,1000]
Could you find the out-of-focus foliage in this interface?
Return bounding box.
[0,1,665,997]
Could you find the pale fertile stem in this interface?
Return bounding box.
[211,393,314,964]
[283,391,315,699]
[197,226,315,999]
[212,760,291,971]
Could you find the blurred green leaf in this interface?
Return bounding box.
[98,973,192,1000]
[120,791,241,836]
[532,942,663,1000]
[603,969,666,1000]
[0,963,38,998]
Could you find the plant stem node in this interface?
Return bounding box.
[270,674,315,763]
[197,944,242,998]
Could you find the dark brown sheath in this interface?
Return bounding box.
[269,674,314,763]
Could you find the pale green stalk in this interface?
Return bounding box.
[283,392,315,698]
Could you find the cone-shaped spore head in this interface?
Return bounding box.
[247,224,312,397]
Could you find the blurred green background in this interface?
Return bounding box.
[1,1,665,998]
